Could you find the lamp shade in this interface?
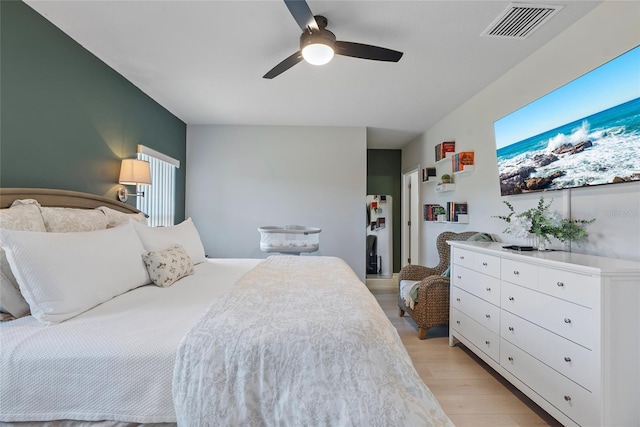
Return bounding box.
[118,159,151,185]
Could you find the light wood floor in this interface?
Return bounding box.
[367,277,562,427]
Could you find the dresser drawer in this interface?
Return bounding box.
[452,265,501,306]
[501,281,596,349]
[471,252,501,278]
[501,258,537,289]
[452,248,474,270]
[501,339,598,427]
[451,287,500,334]
[501,310,597,391]
[538,267,599,308]
[451,308,499,362]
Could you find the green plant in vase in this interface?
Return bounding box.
[495,194,594,250]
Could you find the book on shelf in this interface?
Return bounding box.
[423,204,444,221]
[452,151,475,172]
[446,202,468,222]
[435,141,455,162]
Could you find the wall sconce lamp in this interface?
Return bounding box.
[117,158,152,202]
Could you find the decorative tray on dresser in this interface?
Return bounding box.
[448,240,640,427]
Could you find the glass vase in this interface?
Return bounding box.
[535,235,547,251]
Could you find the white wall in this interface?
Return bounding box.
[403,2,640,267]
[186,125,367,280]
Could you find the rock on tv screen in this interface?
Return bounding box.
[494,45,640,196]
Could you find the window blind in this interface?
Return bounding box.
[136,145,180,227]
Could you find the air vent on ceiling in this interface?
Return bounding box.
[481,3,563,39]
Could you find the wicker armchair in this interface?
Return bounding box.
[398,231,478,339]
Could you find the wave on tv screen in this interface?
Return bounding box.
[494,46,640,196]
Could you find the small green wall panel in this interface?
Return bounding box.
[0,0,186,221]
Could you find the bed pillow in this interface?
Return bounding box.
[0,201,46,319]
[40,206,108,232]
[0,222,151,325]
[143,244,195,287]
[96,206,147,227]
[132,218,207,264]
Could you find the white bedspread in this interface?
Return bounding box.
[0,258,261,424]
[173,255,453,426]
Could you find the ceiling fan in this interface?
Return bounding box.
[263,0,403,79]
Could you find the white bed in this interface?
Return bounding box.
[1,259,260,424]
[0,189,453,426]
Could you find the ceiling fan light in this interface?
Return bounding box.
[302,42,334,65]
[300,29,336,66]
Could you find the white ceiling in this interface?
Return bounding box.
[25,0,601,149]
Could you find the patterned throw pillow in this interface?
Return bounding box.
[142,244,195,287]
[96,206,147,228]
[40,207,108,232]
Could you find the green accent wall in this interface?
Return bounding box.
[367,149,401,273]
[0,0,186,221]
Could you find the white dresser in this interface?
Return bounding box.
[448,241,640,427]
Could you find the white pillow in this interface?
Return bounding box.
[132,218,206,264]
[0,201,46,319]
[0,222,151,325]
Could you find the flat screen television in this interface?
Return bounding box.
[494,45,640,196]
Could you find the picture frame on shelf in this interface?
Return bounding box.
[422,167,436,182]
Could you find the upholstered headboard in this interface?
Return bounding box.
[0,188,141,214]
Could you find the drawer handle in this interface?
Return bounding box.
[485,314,491,319]
[564,318,572,324]
[485,287,491,292]
[460,256,465,260]
[457,275,462,279]
[485,340,490,345]
[513,270,520,275]
[482,262,488,266]
[564,357,572,363]
[456,320,460,325]
[564,395,572,402]
[508,326,514,331]
[507,356,513,362]
[456,298,461,302]
[508,296,515,301]
[557,281,565,287]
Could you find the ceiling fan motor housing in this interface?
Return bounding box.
[300,28,336,51]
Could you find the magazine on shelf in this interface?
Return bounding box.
[446,202,468,222]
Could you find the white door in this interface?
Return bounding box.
[402,168,420,267]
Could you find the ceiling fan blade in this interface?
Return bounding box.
[263,51,304,79]
[284,0,319,32]
[335,41,403,62]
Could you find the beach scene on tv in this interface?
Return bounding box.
[494,46,640,196]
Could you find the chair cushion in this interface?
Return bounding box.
[467,232,494,242]
[400,280,420,309]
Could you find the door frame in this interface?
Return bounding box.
[401,167,420,267]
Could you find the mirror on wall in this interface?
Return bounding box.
[366,195,393,277]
